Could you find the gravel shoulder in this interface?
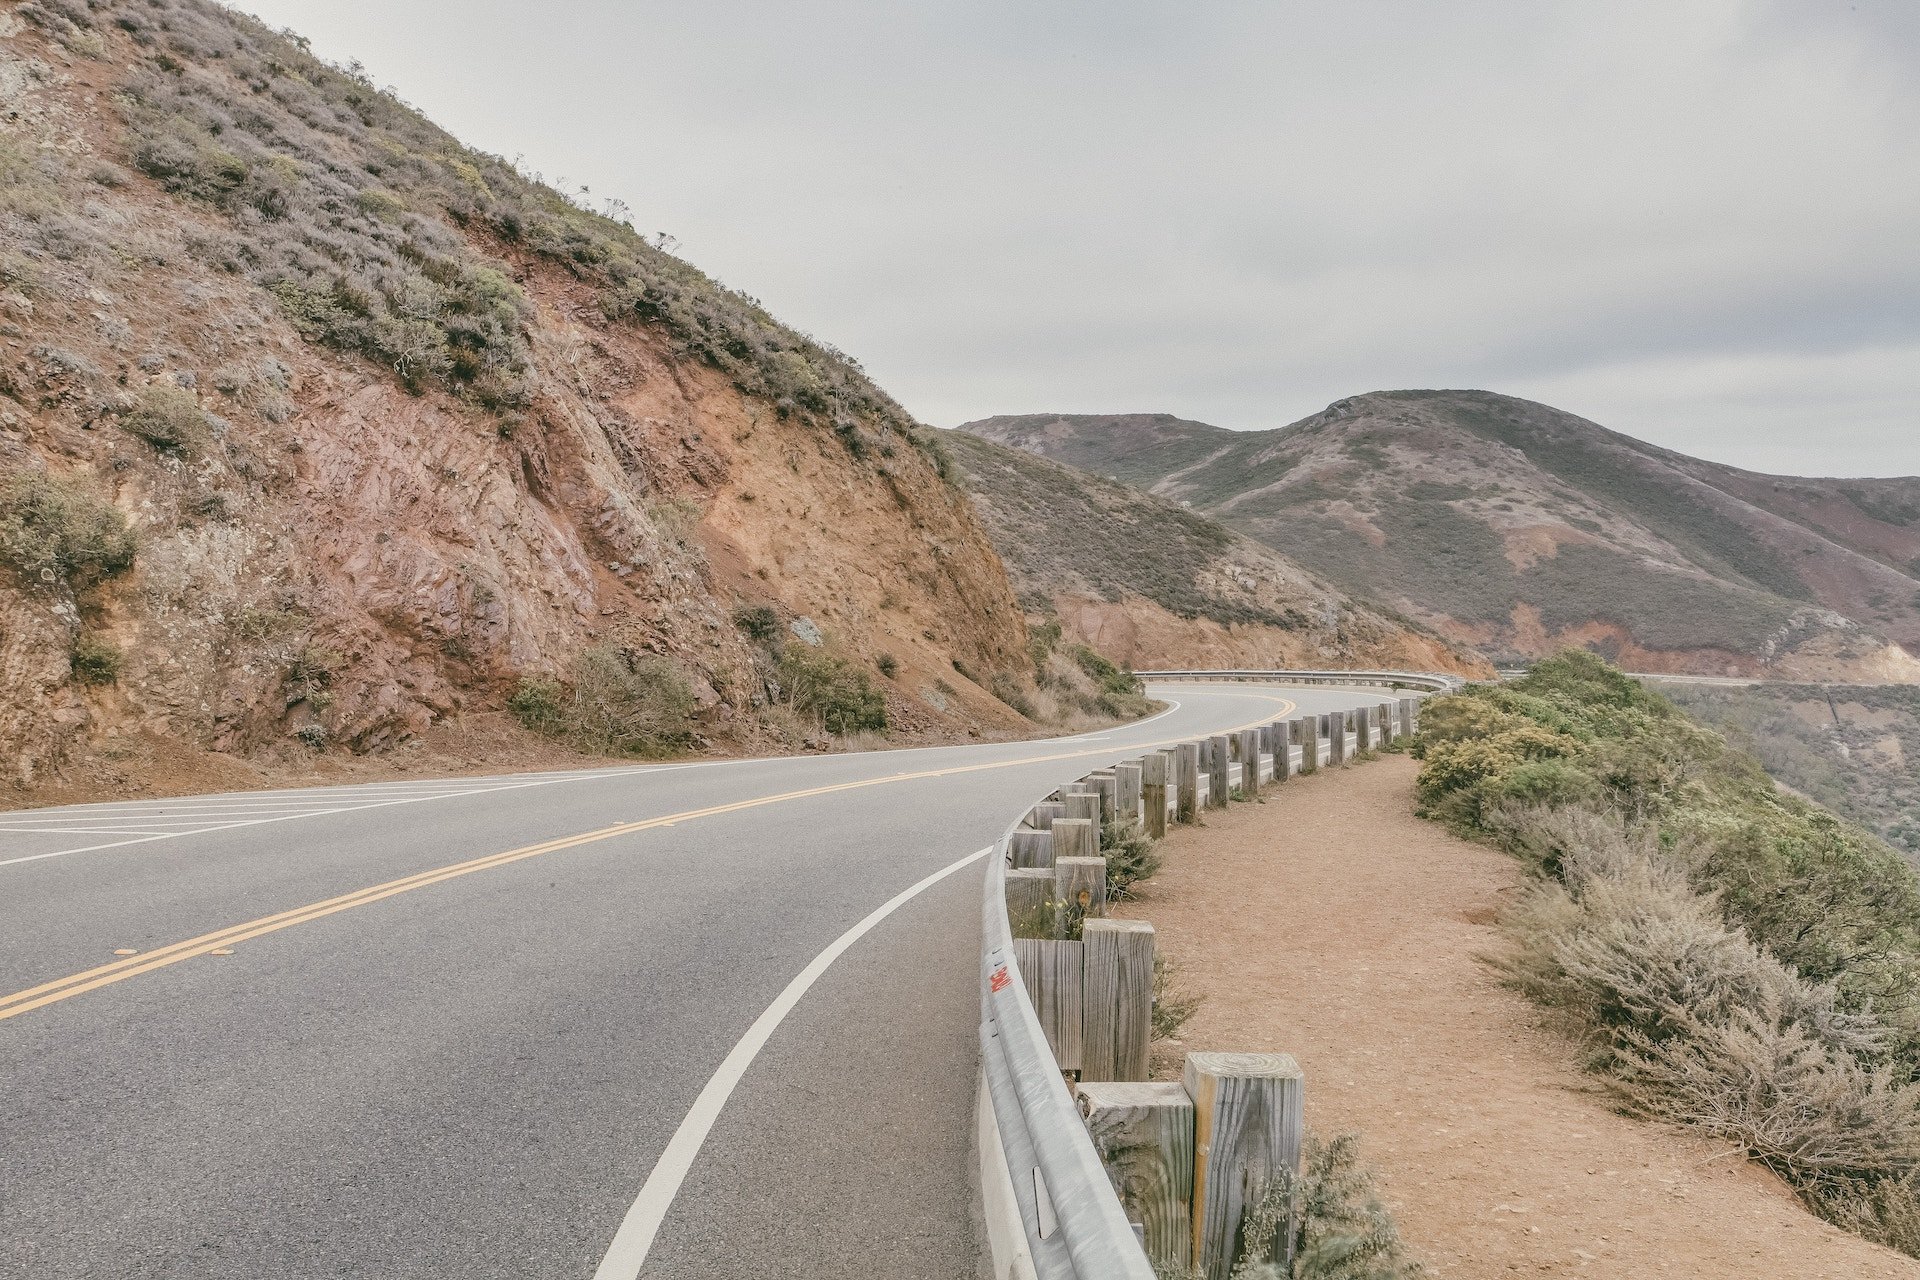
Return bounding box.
[1117,753,1920,1279]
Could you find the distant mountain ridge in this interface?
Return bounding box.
[960,392,1920,681]
[942,429,1489,677]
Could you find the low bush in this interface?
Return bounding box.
[778,646,886,736]
[875,652,899,679]
[0,472,136,589]
[1150,954,1202,1043]
[1102,816,1162,900]
[510,646,696,757]
[1420,649,1920,1254]
[121,384,215,455]
[69,634,122,685]
[1160,1132,1422,1279]
[732,604,781,646]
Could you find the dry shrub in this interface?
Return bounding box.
[1491,802,1920,1254]
[508,645,696,757]
[0,472,136,588]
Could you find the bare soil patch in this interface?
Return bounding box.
[1117,753,1920,1278]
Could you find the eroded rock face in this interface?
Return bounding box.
[0,16,1029,782]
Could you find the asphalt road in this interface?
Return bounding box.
[0,682,1395,1279]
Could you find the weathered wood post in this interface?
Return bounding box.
[1005,866,1054,934]
[1009,829,1053,869]
[1159,749,1181,825]
[1064,791,1103,837]
[1355,706,1372,753]
[1141,753,1169,839]
[1028,801,1067,830]
[1402,696,1417,738]
[1077,1081,1195,1275]
[1088,770,1118,823]
[1186,1051,1306,1280]
[1237,729,1261,796]
[1114,762,1144,825]
[1082,918,1154,1082]
[1176,743,1200,823]
[1298,717,1319,774]
[1015,937,1083,1069]
[1408,696,1421,734]
[1269,720,1292,783]
[1054,854,1108,929]
[1053,816,1098,863]
[1207,734,1230,809]
[1328,711,1347,766]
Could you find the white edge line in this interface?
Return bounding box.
[591,844,991,1280]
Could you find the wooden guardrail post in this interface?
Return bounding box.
[1236,729,1261,796]
[1408,696,1421,734]
[1176,743,1200,823]
[1186,1051,1305,1280]
[1355,706,1372,753]
[1400,696,1415,739]
[1053,816,1098,863]
[1077,1081,1195,1275]
[1088,770,1118,823]
[1005,866,1054,934]
[1327,711,1347,766]
[1269,720,1291,783]
[1114,762,1143,824]
[1141,753,1168,838]
[1082,918,1154,1082]
[1298,717,1319,774]
[1028,800,1067,830]
[1014,937,1084,1069]
[1010,829,1054,869]
[1207,735,1230,809]
[1064,791,1103,835]
[1159,749,1180,822]
[1054,854,1108,931]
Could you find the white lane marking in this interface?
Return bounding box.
[0,827,176,836]
[591,844,992,1279]
[0,774,627,869]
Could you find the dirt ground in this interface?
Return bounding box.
[1117,753,1920,1279]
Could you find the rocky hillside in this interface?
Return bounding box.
[962,392,1920,681]
[0,0,1036,790]
[943,429,1487,676]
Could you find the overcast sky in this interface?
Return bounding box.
[230,1,1918,477]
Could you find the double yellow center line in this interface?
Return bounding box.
[0,695,1294,1022]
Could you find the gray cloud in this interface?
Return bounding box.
[231,0,1918,475]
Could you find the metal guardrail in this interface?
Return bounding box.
[975,670,1457,1280]
[1134,668,1464,693]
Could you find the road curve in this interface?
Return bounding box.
[0,682,1394,1279]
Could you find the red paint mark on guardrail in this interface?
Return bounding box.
[990,965,1012,993]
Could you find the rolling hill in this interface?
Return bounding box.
[961,392,1920,681]
[0,0,1039,790]
[943,429,1488,676]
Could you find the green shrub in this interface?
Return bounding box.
[0,472,136,588]
[510,647,696,756]
[1102,816,1162,899]
[732,604,781,645]
[69,634,122,685]
[121,384,216,454]
[778,646,887,735]
[875,652,899,679]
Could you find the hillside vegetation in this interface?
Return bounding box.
[1656,682,1920,858]
[961,393,1920,682]
[0,0,1053,791]
[1415,652,1920,1253]
[943,428,1487,676]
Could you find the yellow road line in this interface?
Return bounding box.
[0,694,1295,1022]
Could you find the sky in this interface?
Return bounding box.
[228,1,1920,477]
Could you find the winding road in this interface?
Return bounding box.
[0,681,1393,1279]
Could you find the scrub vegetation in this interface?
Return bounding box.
[1414,651,1920,1254]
